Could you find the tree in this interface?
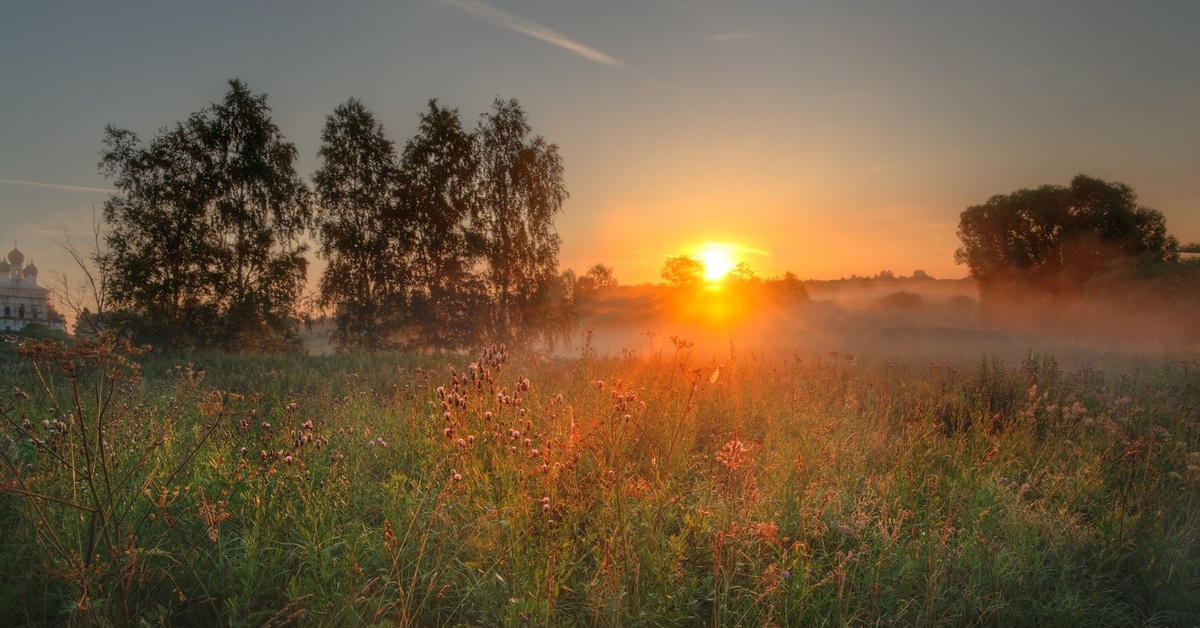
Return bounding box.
[400,100,485,351]
[727,261,758,286]
[473,98,568,345]
[100,79,311,351]
[575,263,616,294]
[765,271,809,300]
[313,98,406,351]
[661,255,704,288]
[955,174,1178,300]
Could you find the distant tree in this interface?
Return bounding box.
[313,98,407,351]
[881,291,924,309]
[911,269,931,280]
[727,261,758,285]
[765,271,809,301]
[400,100,485,351]
[876,270,896,280]
[661,255,704,288]
[576,263,616,294]
[955,174,1178,300]
[526,269,578,352]
[473,98,568,345]
[100,79,311,351]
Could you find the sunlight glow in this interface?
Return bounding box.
[698,244,737,282]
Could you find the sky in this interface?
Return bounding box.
[2,0,1198,293]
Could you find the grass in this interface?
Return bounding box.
[2,334,1199,626]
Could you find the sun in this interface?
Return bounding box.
[697,244,737,282]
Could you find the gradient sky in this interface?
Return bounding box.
[2,1,1198,289]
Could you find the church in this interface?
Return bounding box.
[0,246,66,333]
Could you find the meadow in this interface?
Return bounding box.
[2,329,1199,626]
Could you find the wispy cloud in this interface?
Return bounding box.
[0,178,111,194]
[709,31,762,43]
[440,0,623,67]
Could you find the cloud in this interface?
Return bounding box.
[440,0,623,67]
[0,178,111,194]
[709,31,762,43]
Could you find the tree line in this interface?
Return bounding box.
[98,79,571,352]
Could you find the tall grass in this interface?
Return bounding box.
[2,336,1198,625]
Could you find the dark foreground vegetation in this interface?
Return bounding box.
[2,333,1198,626]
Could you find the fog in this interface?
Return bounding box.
[565,278,1200,371]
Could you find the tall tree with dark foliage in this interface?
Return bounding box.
[100,79,311,351]
[473,98,569,345]
[313,98,408,350]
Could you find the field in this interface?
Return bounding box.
[2,327,1200,626]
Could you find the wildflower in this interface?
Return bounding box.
[287,402,299,412]
[511,430,521,439]
[531,448,540,457]
[262,422,271,430]
[468,434,476,444]
[457,438,466,448]
[444,427,453,438]
[239,447,248,456]
[524,438,532,448]
[543,503,551,513]
[284,455,293,464]
[453,471,462,482]
[444,412,452,421]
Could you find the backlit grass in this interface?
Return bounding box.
[2,335,1198,625]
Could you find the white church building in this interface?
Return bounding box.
[1,246,66,333]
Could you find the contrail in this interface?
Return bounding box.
[440,0,623,67]
[0,178,111,194]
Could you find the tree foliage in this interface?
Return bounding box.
[99,82,572,353]
[400,100,485,351]
[661,255,704,288]
[955,174,1178,300]
[474,98,568,344]
[576,263,617,294]
[313,98,406,350]
[100,79,311,351]
[312,96,569,351]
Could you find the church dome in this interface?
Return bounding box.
[6,247,23,266]
[23,260,39,277]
